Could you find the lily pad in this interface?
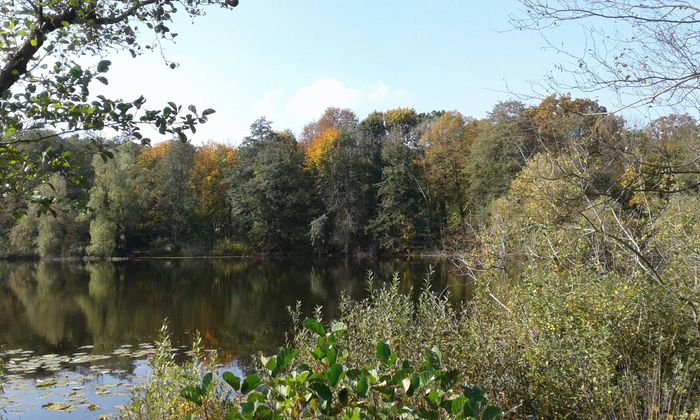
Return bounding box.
[36,378,57,388]
[42,402,76,412]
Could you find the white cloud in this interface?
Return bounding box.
[253,78,409,136]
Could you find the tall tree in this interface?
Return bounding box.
[228,118,313,252]
[420,111,478,229]
[371,130,431,252]
[153,140,196,251]
[87,142,150,256]
[191,143,237,241]
[464,101,533,220]
[300,107,358,147]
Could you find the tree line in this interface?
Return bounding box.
[1,95,698,258]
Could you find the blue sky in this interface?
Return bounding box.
[99,0,598,144]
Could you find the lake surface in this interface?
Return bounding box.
[0,258,468,418]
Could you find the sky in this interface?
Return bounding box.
[96,0,599,145]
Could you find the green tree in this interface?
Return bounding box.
[371,130,432,252]
[153,140,196,251]
[0,0,233,201]
[36,174,89,256]
[228,118,313,253]
[310,128,376,256]
[464,101,533,220]
[9,173,88,257]
[87,142,150,256]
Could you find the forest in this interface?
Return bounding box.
[3,97,698,261]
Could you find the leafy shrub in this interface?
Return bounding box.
[180,318,502,419]
[125,324,220,419]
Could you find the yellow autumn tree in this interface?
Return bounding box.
[304,127,339,170]
[420,111,480,228]
[191,143,237,238]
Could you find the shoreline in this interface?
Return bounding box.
[0,251,459,263]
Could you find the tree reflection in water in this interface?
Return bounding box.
[0,258,468,365]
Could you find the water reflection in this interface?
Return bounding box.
[0,258,470,361]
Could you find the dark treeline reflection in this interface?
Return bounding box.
[0,259,468,361]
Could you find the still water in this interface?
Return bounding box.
[0,258,468,418]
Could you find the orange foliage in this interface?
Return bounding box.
[137,141,173,168]
[191,143,237,217]
[304,127,339,170]
[300,107,357,147]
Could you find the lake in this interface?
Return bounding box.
[0,258,468,418]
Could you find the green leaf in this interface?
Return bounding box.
[201,372,214,394]
[180,386,203,405]
[202,108,216,116]
[344,407,360,420]
[30,38,38,47]
[222,371,240,391]
[303,318,326,336]
[355,375,368,398]
[419,371,435,388]
[327,363,343,387]
[264,356,277,371]
[310,382,332,401]
[327,346,338,366]
[376,342,391,364]
[425,389,441,409]
[482,405,503,420]
[97,60,111,73]
[275,348,298,373]
[241,374,260,394]
[450,396,466,416]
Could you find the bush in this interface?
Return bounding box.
[180,318,501,419]
[125,324,220,419]
[126,263,700,418]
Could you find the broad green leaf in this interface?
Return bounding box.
[275,348,299,372]
[241,374,260,394]
[201,372,214,393]
[222,371,240,391]
[450,396,466,416]
[310,382,332,401]
[327,363,343,387]
[97,60,111,73]
[264,355,277,371]
[180,386,203,405]
[355,375,368,398]
[482,405,503,420]
[303,318,326,336]
[425,388,441,409]
[376,342,391,364]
